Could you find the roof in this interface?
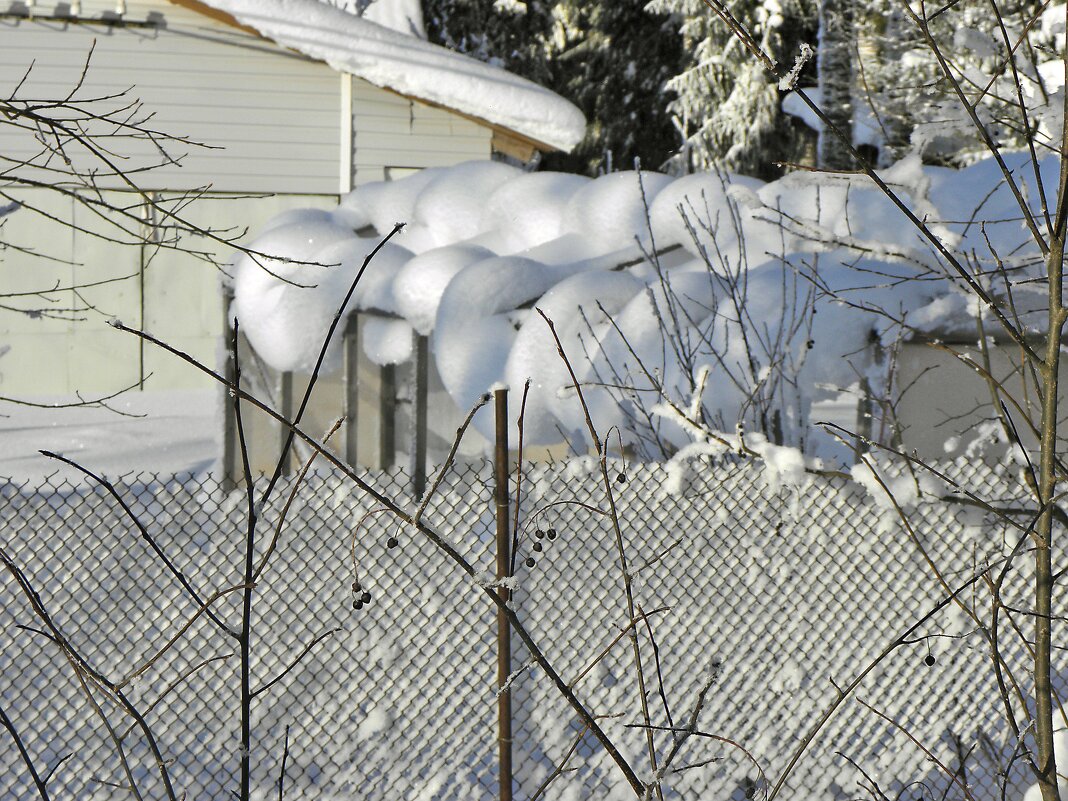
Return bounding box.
[169,0,586,153]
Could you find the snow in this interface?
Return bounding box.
[232,219,413,372]
[783,87,887,150]
[433,254,557,419]
[560,170,673,250]
[750,436,808,492]
[355,707,392,740]
[233,151,1054,459]
[648,171,770,267]
[778,42,814,91]
[411,160,522,246]
[0,389,217,481]
[201,0,586,151]
[482,171,591,251]
[362,315,414,365]
[1020,730,1068,801]
[850,456,945,511]
[393,243,495,334]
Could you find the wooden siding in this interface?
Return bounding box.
[350,78,492,186]
[1,0,342,193]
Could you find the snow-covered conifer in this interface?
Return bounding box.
[648,0,819,177]
[425,0,684,175]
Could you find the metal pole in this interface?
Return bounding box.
[279,370,294,475]
[494,388,513,801]
[221,288,237,493]
[343,313,360,467]
[379,363,396,470]
[410,333,429,499]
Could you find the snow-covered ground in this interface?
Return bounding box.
[0,389,218,482]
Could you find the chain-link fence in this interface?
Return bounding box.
[0,457,1054,800]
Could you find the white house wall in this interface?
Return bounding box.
[1,0,342,194]
[1,0,499,400]
[0,190,336,395]
[3,1,497,194]
[894,341,1068,460]
[350,78,492,186]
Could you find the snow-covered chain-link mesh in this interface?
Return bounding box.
[0,458,1054,800]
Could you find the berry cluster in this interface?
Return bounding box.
[525,527,558,568]
[351,578,372,611]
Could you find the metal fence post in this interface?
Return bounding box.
[379,363,396,470]
[279,370,293,475]
[410,333,428,499]
[343,313,360,467]
[221,287,236,493]
[494,388,513,801]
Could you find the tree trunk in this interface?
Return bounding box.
[1036,226,1065,801]
[818,0,855,170]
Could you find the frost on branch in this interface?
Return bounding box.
[472,571,519,592]
[778,42,814,91]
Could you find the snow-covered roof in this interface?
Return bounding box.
[183,0,586,153]
[315,0,427,39]
[230,155,1051,457]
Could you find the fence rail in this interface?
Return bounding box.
[0,455,1053,800]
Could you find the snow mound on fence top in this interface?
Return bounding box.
[232,155,1051,450]
[232,219,413,373]
[202,0,585,151]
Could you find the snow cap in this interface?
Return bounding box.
[196,0,586,152]
[233,154,1033,452]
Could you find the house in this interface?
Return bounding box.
[0,0,585,397]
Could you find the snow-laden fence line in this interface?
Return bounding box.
[0,458,1048,800]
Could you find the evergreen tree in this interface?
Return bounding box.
[425,0,553,84]
[538,0,685,174]
[647,0,820,178]
[425,0,685,175]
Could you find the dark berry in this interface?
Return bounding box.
[386,536,398,549]
[351,581,359,592]
[547,528,557,541]
[352,600,363,611]
[924,654,936,667]
[525,557,536,568]
[532,542,543,553]
[361,591,372,604]
[534,529,545,540]
[616,473,627,485]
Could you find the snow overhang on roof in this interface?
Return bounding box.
[170,0,587,154]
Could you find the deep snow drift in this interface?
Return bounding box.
[231,155,1054,459]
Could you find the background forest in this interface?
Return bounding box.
[347,0,1068,180]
